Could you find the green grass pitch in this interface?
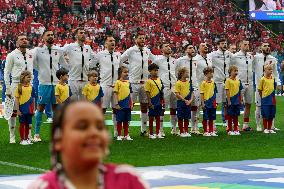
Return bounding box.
[0,97,284,175]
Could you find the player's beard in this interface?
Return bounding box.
[47,38,54,45]
[19,44,27,49]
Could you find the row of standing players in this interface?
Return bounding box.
[3,29,282,143]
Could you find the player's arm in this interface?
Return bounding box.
[113,82,121,109]
[14,88,21,116]
[4,53,14,97]
[258,79,263,98]
[120,48,130,65]
[273,60,281,89]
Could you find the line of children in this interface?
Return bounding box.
[200,67,218,137]
[258,64,277,134]
[174,67,194,137]
[225,65,243,135]
[113,66,133,140]
[14,71,35,145]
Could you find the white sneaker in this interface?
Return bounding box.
[273,127,280,131]
[149,134,156,139]
[210,132,218,137]
[203,132,210,137]
[20,140,29,145]
[269,130,276,134]
[9,137,16,144]
[180,133,187,138]
[26,139,33,145]
[160,129,165,137]
[234,131,241,135]
[46,118,53,123]
[116,136,123,141]
[228,131,235,135]
[157,133,164,139]
[263,129,269,134]
[257,125,262,132]
[125,135,133,140]
[33,135,42,142]
[184,132,191,137]
[171,128,177,135]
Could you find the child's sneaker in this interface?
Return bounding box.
[269,130,276,134]
[184,132,191,137]
[234,131,241,135]
[228,131,235,135]
[124,135,133,140]
[20,140,28,145]
[273,127,280,131]
[116,136,123,141]
[171,128,177,135]
[210,132,218,137]
[156,134,164,139]
[180,133,187,137]
[149,134,156,139]
[26,139,33,145]
[263,129,269,134]
[203,132,210,137]
[33,135,42,142]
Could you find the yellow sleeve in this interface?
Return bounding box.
[174,82,181,93]
[82,84,88,96]
[144,80,151,92]
[225,79,230,90]
[200,82,205,94]
[113,81,119,93]
[258,78,264,91]
[14,86,19,98]
[55,85,60,96]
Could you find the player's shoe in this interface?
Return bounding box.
[263,129,269,134]
[210,132,218,137]
[171,129,177,135]
[9,137,16,144]
[203,132,210,137]
[116,136,123,141]
[242,126,253,132]
[156,134,164,139]
[160,129,165,137]
[33,135,42,142]
[46,118,53,123]
[140,131,147,137]
[269,130,276,134]
[256,125,262,132]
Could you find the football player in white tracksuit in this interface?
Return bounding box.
[176,44,200,134]
[230,40,254,131]
[207,39,232,126]
[33,30,68,142]
[154,42,177,135]
[93,35,121,137]
[4,34,34,144]
[62,27,95,100]
[120,31,156,136]
[253,42,281,131]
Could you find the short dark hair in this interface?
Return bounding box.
[184,43,194,52]
[217,38,227,45]
[118,66,128,79]
[203,66,214,75]
[16,33,27,41]
[74,27,85,36]
[159,42,169,49]
[148,63,159,71]
[135,30,145,39]
[104,35,114,43]
[56,68,69,79]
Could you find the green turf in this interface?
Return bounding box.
[0,97,284,175]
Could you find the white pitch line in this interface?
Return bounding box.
[0,161,47,172]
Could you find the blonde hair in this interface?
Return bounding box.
[87,70,98,80]
[177,67,188,80]
[264,64,273,71]
[18,71,32,95]
[228,65,238,76]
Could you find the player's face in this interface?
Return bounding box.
[261,43,271,55]
[105,37,116,51]
[229,45,237,54]
[240,41,250,52]
[76,30,86,42]
[24,74,32,84]
[55,102,109,165]
[185,45,196,57]
[199,43,208,54]
[44,31,54,44]
[17,36,28,49]
[89,75,98,84]
[121,68,129,80]
[219,41,227,51]
[162,44,172,55]
[135,35,145,48]
[150,69,159,77]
